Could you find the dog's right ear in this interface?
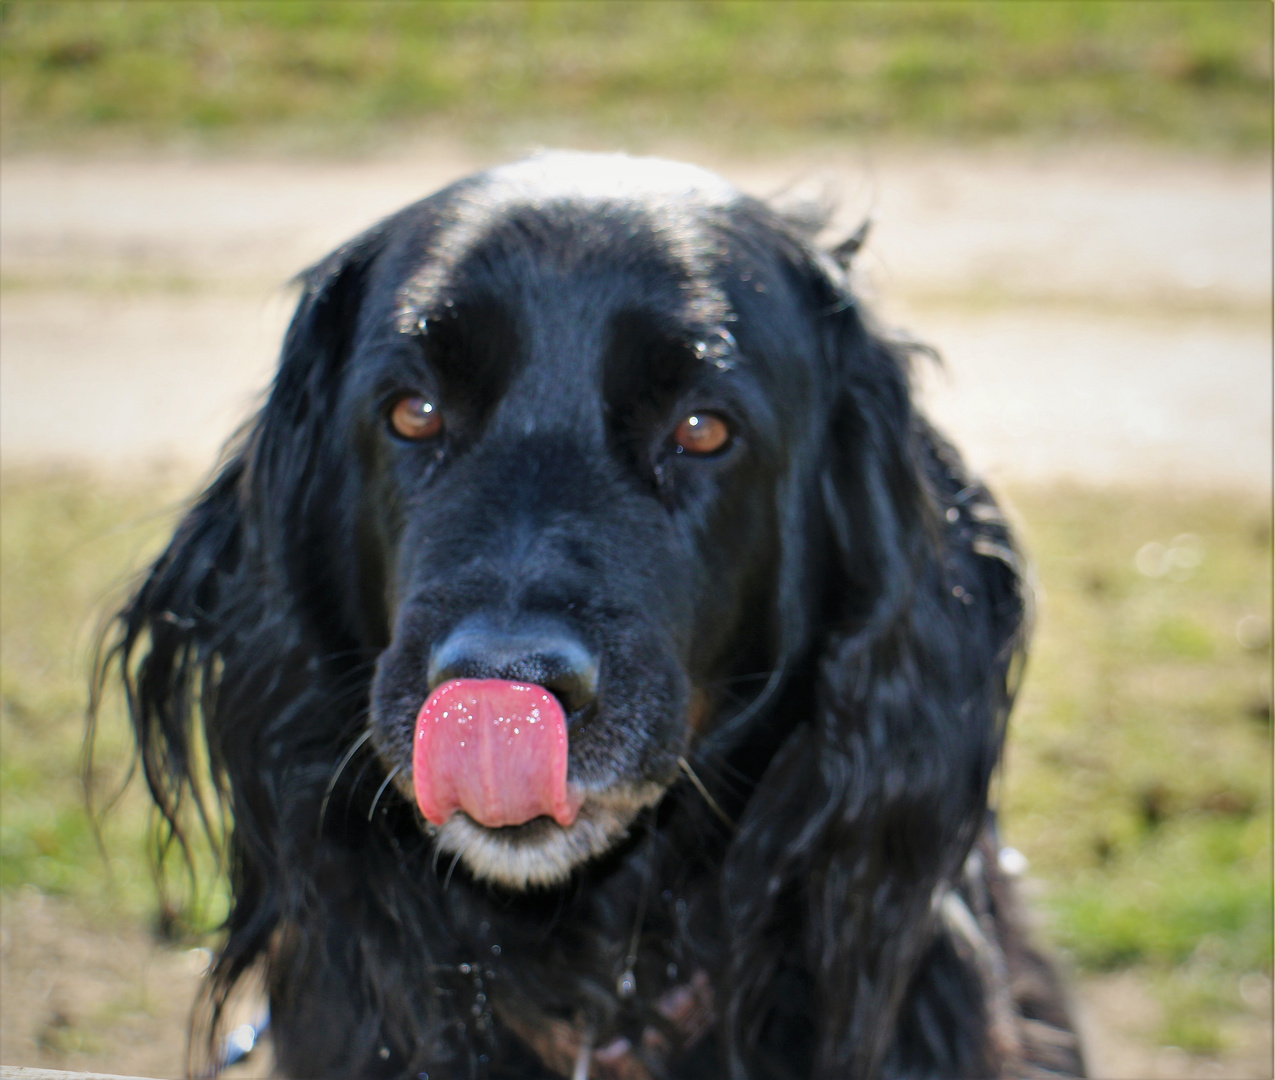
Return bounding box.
[102,223,391,817]
[254,226,390,502]
[91,223,391,1066]
[99,228,383,878]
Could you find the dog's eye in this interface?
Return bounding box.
[389,395,443,441]
[673,412,731,456]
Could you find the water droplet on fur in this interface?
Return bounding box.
[998,847,1029,877]
[458,963,472,975]
[491,944,501,956]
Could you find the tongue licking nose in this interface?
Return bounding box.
[412,678,583,828]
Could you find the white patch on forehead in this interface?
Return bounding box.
[395,152,741,352]
[483,151,739,206]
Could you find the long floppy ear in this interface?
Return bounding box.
[251,228,389,606]
[92,226,388,1067]
[723,282,1027,1078]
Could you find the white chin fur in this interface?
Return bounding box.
[430,783,665,889]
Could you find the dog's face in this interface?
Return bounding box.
[312,155,834,888]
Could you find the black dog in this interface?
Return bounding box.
[103,153,1083,1079]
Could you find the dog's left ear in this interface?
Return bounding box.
[723,256,1027,1078]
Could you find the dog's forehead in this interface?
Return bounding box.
[393,153,744,349]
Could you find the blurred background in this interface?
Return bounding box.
[0,3,1270,1077]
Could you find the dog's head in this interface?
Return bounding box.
[263,154,888,887]
[108,152,1029,1077]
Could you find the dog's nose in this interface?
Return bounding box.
[426,617,600,717]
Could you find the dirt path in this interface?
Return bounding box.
[0,889,268,1079]
[1,142,1270,489]
[0,143,1270,1078]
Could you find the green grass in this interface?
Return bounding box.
[0,469,226,934]
[1,469,1271,1052]
[1002,484,1273,1052]
[1,1,1270,154]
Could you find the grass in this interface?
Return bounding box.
[1002,484,1273,1053]
[0,1,1271,154]
[1,469,1271,1053]
[0,469,227,935]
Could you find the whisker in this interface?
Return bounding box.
[707,671,780,687]
[317,729,372,836]
[678,756,735,829]
[367,764,404,822]
[710,684,754,708]
[442,849,463,891]
[343,753,380,825]
[313,681,376,713]
[685,746,753,793]
[704,661,788,750]
[313,648,380,667]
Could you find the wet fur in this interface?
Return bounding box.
[99,154,1081,1079]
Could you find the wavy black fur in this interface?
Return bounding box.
[97,154,1081,1079]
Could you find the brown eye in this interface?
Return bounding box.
[673,412,730,455]
[389,395,443,441]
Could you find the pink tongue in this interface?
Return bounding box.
[413,678,582,829]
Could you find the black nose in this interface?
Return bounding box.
[426,616,600,717]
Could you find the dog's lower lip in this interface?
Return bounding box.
[453,809,567,834]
